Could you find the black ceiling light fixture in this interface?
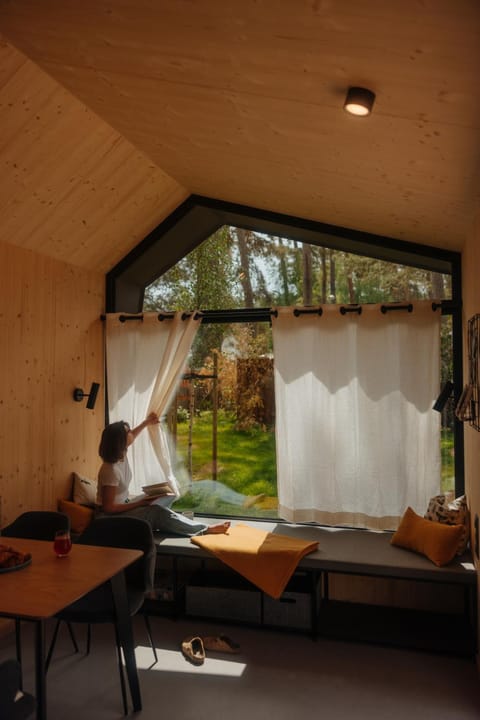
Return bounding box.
[73,382,100,410]
[344,86,376,116]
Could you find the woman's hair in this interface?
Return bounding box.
[98,421,130,463]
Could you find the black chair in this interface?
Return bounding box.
[1,511,70,541]
[1,511,78,686]
[0,659,35,720]
[45,516,158,715]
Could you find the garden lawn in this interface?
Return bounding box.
[172,410,278,517]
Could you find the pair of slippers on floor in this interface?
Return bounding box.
[181,635,240,665]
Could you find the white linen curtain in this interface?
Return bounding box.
[271,302,441,530]
[105,312,200,496]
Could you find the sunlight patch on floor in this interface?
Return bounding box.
[134,646,247,677]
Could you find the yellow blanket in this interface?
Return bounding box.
[191,523,318,599]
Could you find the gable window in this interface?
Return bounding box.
[107,197,462,526]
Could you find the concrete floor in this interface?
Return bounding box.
[1,613,480,720]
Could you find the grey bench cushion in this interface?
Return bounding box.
[154,518,475,586]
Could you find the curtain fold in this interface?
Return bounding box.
[105,312,200,496]
[271,302,441,530]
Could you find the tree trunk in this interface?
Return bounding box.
[188,381,195,477]
[347,274,355,303]
[431,272,445,300]
[329,249,336,303]
[303,243,313,305]
[278,238,291,305]
[236,228,254,307]
[320,247,327,303]
[212,353,218,481]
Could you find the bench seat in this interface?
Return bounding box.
[154,518,476,586]
[152,518,476,655]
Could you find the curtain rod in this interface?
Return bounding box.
[380,303,413,314]
[100,300,452,325]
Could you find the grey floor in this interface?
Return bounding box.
[2,614,480,720]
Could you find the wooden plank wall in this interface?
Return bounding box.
[0,240,104,527]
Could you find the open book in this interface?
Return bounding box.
[129,483,176,507]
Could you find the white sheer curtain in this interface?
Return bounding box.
[272,302,441,530]
[105,312,200,496]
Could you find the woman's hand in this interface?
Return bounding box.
[129,412,160,443]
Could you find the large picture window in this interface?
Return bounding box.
[138,225,456,525]
[106,196,462,527]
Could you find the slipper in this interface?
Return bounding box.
[202,635,240,654]
[181,636,205,665]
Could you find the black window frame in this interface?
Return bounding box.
[106,195,464,494]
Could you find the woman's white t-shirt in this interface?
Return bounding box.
[97,458,132,506]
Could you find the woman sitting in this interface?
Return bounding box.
[96,412,230,536]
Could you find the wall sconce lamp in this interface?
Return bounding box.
[73,382,100,410]
[344,86,376,116]
[432,380,454,412]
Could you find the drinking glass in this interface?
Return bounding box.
[54,529,72,558]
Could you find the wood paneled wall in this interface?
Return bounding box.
[0,240,104,526]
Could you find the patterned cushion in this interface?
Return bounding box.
[72,471,97,507]
[424,494,469,555]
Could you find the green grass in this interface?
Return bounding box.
[171,410,278,517]
[441,427,455,494]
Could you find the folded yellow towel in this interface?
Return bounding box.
[191,523,318,598]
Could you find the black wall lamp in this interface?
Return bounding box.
[433,380,454,412]
[344,86,376,116]
[73,382,100,410]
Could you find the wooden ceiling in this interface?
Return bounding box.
[1,0,479,273]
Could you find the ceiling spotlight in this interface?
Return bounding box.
[344,86,376,116]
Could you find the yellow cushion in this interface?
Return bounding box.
[391,506,464,567]
[58,499,94,535]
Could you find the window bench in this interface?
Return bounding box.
[152,518,477,656]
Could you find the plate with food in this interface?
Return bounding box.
[0,544,32,573]
[141,482,171,496]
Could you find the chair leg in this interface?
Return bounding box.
[143,613,158,664]
[45,619,80,672]
[113,623,128,715]
[15,619,23,690]
[45,619,61,672]
[66,622,79,653]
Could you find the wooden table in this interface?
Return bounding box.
[0,536,143,720]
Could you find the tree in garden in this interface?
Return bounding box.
[144,226,238,368]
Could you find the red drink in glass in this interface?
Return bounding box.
[54,531,72,557]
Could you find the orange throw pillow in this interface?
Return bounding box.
[58,499,94,535]
[391,506,464,567]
